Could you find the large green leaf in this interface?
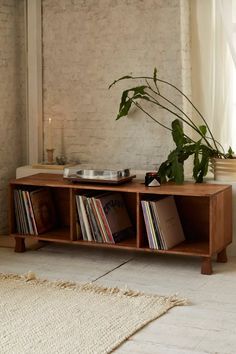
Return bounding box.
[179,143,196,161]
[116,98,132,120]
[225,146,234,158]
[198,146,210,182]
[157,161,170,183]
[116,90,130,119]
[132,94,151,102]
[129,85,148,95]
[170,152,184,184]
[193,140,201,181]
[119,90,129,112]
[165,149,184,184]
[193,145,210,182]
[116,86,150,119]
[198,125,207,137]
[119,86,148,109]
[171,119,185,148]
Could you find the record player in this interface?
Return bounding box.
[63,165,136,184]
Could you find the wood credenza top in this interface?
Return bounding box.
[10,173,231,197]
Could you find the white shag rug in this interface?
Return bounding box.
[0,272,186,354]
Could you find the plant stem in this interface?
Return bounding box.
[145,81,215,147]
[146,80,224,153]
[155,77,219,151]
[138,93,200,144]
[132,101,173,132]
[133,100,197,144]
[145,90,214,150]
[116,75,220,152]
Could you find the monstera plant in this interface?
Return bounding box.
[109,69,234,184]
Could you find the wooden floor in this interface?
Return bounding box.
[1,236,236,354]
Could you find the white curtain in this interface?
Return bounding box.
[219,0,236,67]
[191,0,236,153]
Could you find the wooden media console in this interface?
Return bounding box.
[9,173,232,275]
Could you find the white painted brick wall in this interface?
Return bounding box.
[0,0,26,233]
[42,0,191,170]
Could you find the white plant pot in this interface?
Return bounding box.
[212,158,236,181]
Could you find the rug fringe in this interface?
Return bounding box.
[0,271,187,305]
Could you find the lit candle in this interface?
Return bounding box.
[48,117,53,149]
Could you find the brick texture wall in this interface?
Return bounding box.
[0,0,26,233]
[42,0,191,170]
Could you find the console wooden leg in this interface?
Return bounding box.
[15,237,25,253]
[201,257,212,275]
[217,248,227,263]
